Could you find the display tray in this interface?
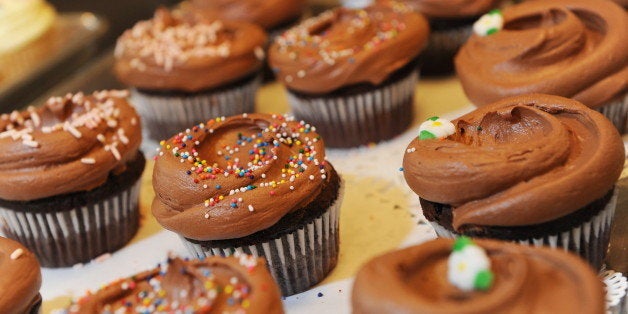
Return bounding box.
[24,75,625,313]
[0,12,107,111]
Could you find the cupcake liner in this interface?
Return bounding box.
[131,76,260,142]
[420,23,472,76]
[601,268,627,314]
[597,93,628,134]
[181,182,344,296]
[287,70,417,148]
[0,180,141,268]
[429,188,617,270]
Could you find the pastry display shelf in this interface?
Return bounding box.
[0,13,107,111]
[6,50,627,313]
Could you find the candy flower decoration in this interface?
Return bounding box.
[418,116,455,140]
[473,9,504,36]
[447,237,494,291]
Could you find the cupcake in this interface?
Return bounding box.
[353,237,606,313]
[114,8,268,142]
[455,0,628,133]
[67,254,284,313]
[269,2,429,148]
[0,237,42,314]
[178,0,306,36]
[152,113,343,296]
[402,94,625,269]
[0,0,56,54]
[0,90,145,267]
[389,0,504,75]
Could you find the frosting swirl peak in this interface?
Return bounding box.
[402,94,624,229]
[152,113,334,240]
[269,2,429,94]
[455,0,628,108]
[0,90,142,201]
[115,8,267,92]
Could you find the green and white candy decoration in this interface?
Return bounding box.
[418,116,455,140]
[473,9,504,36]
[447,237,495,291]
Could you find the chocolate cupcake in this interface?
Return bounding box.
[0,237,42,314]
[67,254,283,313]
[114,8,268,142]
[152,113,343,296]
[179,0,306,36]
[353,238,606,313]
[455,0,628,133]
[402,94,625,269]
[0,90,145,267]
[269,2,429,148]
[389,0,504,75]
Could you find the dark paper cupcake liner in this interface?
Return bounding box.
[429,189,617,270]
[181,183,344,296]
[131,76,260,141]
[597,93,627,134]
[0,180,141,268]
[420,22,472,76]
[287,71,417,148]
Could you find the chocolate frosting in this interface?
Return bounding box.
[180,0,306,30]
[0,90,142,201]
[69,255,283,313]
[455,0,628,108]
[402,94,624,229]
[352,238,605,314]
[152,113,335,240]
[394,0,501,18]
[0,237,41,314]
[268,2,429,94]
[115,8,267,92]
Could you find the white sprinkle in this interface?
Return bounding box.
[131,117,137,126]
[309,175,315,180]
[22,140,39,148]
[10,248,24,260]
[248,205,254,212]
[204,213,210,219]
[63,122,82,138]
[81,158,96,164]
[109,144,122,160]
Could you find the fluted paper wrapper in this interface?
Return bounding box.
[181,183,344,296]
[0,180,141,268]
[602,268,627,314]
[597,93,628,134]
[287,71,417,148]
[131,76,260,142]
[420,24,472,75]
[430,189,617,270]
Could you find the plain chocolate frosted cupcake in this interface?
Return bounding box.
[390,0,504,75]
[455,0,628,132]
[0,237,42,314]
[67,254,283,313]
[269,2,429,148]
[152,113,343,296]
[0,90,145,267]
[114,8,267,142]
[353,238,606,314]
[402,94,625,269]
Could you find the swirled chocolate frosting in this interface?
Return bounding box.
[115,8,267,92]
[352,238,605,314]
[0,90,142,201]
[394,0,502,18]
[402,94,624,229]
[152,113,335,240]
[68,255,283,313]
[180,0,306,30]
[268,2,429,94]
[0,237,41,314]
[455,0,628,108]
